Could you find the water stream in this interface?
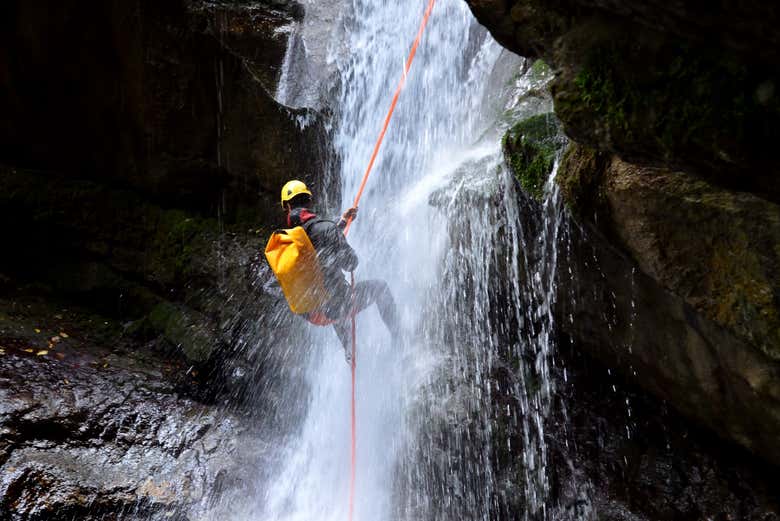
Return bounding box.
[257,1,568,519]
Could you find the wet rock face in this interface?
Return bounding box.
[558,145,780,362]
[466,0,780,203]
[548,348,780,521]
[0,351,265,521]
[0,0,323,367]
[0,2,315,512]
[485,0,780,471]
[502,112,563,200]
[466,0,780,63]
[0,0,317,208]
[552,143,780,466]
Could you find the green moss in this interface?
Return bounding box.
[529,59,552,82]
[151,210,219,283]
[148,301,216,362]
[554,142,612,219]
[707,230,780,358]
[567,37,780,162]
[502,113,563,200]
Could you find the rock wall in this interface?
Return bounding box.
[467,0,780,203]
[555,153,780,464]
[0,0,324,366]
[0,2,317,517]
[474,0,780,474]
[0,0,316,208]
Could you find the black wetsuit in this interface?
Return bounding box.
[287,207,400,349]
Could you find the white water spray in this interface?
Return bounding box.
[253,1,569,520]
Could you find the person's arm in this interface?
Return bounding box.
[330,225,359,271]
[337,207,358,230]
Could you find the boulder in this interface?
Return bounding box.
[555,143,780,464]
[0,350,267,520]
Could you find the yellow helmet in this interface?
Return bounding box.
[280,180,312,208]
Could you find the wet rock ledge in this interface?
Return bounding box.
[0,297,266,521]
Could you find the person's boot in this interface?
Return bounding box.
[343,343,353,365]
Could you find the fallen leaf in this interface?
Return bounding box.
[36,350,48,356]
[34,328,41,333]
[103,363,108,368]
[51,336,61,343]
[0,349,5,355]
[63,379,70,384]
[23,348,34,353]
[59,332,69,338]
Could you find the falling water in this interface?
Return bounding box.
[254,0,571,520]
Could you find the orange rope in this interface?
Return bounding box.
[348,271,357,521]
[343,0,437,236]
[344,2,437,520]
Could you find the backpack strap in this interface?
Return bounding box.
[301,217,321,232]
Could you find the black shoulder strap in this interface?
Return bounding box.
[272,218,322,235]
[301,218,322,232]
[303,218,341,230]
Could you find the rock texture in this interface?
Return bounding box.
[0,0,325,366]
[467,0,780,203]
[0,2,315,517]
[481,0,780,469]
[554,161,780,464]
[0,0,317,208]
[547,346,780,521]
[561,147,780,361]
[0,343,265,521]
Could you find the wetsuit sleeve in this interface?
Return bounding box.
[329,225,359,272]
[307,219,359,273]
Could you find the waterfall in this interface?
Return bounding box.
[250,1,571,520]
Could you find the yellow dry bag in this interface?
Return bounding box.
[265,226,331,314]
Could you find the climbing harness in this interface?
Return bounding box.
[343,1,437,519]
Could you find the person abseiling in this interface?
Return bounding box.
[265,180,400,359]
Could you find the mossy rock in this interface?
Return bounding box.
[148,301,217,363]
[528,59,552,82]
[502,113,564,200]
[557,142,780,361]
[555,143,612,219]
[148,209,221,286]
[551,19,780,201]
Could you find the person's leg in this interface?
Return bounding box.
[332,319,353,362]
[351,279,400,337]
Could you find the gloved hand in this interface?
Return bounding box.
[342,206,358,222]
